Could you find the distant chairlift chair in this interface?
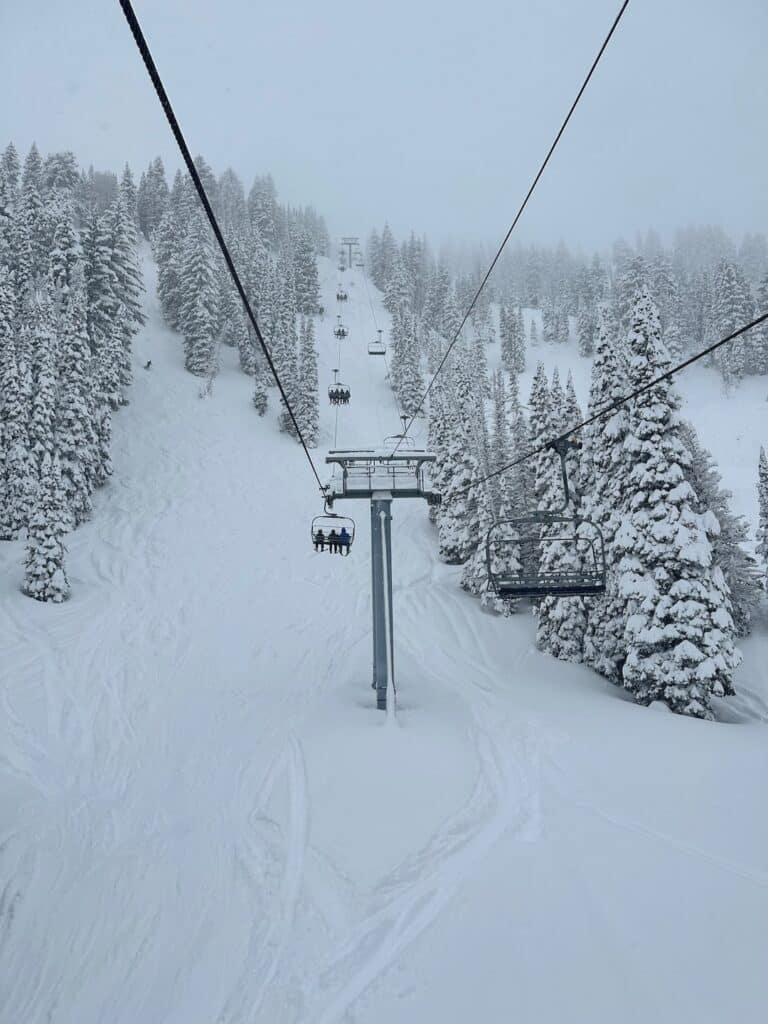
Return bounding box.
[485,438,606,599]
[368,329,386,356]
[334,315,348,340]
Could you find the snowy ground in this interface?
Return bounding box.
[1,254,767,1023]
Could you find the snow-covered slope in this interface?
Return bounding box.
[1,256,767,1024]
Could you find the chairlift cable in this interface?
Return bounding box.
[389,0,631,457]
[457,309,768,499]
[118,0,326,494]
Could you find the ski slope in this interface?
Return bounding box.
[1,254,767,1024]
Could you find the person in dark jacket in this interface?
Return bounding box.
[314,528,325,552]
[327,529,339,554]
[339,526,351,553]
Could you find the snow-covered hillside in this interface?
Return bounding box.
[1,256,767,1023]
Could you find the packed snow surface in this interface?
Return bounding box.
[1,255,767,1023]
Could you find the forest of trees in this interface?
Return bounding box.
[0,142,144,601]
[371,220,768,720]
[145,155,322,443]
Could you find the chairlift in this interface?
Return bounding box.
[368,328,386,356]
[328,369,350,406]
[311,502,355,555]
[334,315,348,340]
[336,286,348,302]
[485,438,606,599]
[384,415,416,450]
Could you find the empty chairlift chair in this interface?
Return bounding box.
[368,329,386,356]
[485,438,606,599]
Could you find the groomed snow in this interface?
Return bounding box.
[1,254,766,1023]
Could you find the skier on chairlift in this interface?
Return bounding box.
[314,528,326,552]
[328,528,339,554]
[339,526,351,553]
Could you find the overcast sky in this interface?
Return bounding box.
[1,0,766,252]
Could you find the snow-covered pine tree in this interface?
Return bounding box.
[47,195,81,297]
[56,273,98,526]
[82,207,118,352]
[152,208,184,330]
[757,446,768,573]
[534,370,587,661]
[252,373,268,416]
[393,313,424,417]
[27,287,58,475]
[247,175,279,250]
[24,452,70,603]
[711,258,750,390]
[577,304,594,356]
[273,256,300,436]
[383,253,410,315]
[291,229,320,315]
[614,287,738,717]
[680,421,762,638]
[103,193,145,394]
[297,316,319,445]
[179,211,219,376]
[580,304,631,681]
[751,273,768,375]
[613,254,646,330]
[0,266,36,539]
[120,164,138,225]
[437,355,485,564]
[541,297,556,344]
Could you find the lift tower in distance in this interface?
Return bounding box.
[339,236,361,271]
[324,447,440,711]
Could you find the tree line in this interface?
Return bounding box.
[145,155,321,445]
[0,142,143,601]
[371,220,768,720]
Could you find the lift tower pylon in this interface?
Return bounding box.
[325,448,440,711]
[340,236,360,271]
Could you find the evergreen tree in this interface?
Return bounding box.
[437,359,485,564]
[252,372,268,415]
[152,208,184,330]
[120,164,138,224]
[757,446,768,572]
[179,212,219,376]
[297,316,319,445]
[711,258,750,390]
[614,288,738,717]
[751,274,768,375]
[24,452,70,603]
[291,229,320,315]
[680,422,762,638]
[580,305,631,680]
[56,275,98,526]
[577,304,594,356]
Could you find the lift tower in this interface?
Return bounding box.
[325,448,440,711]
[339,236,361,271]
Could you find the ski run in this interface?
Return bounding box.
[1,236,767,1023]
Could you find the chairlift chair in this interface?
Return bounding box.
[368,328,386,356]
[328,370,350,406]
[485,438,606,599]
[311,505,355,555]
[333,315,348,340]
[384,415,416,450]
[336,286,348,302]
